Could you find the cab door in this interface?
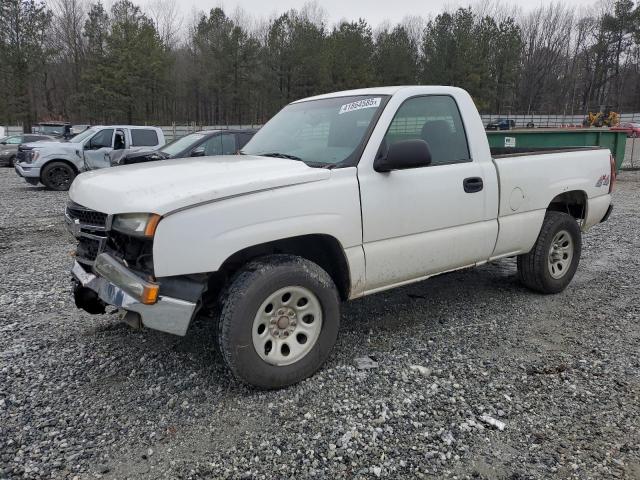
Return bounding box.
[83,128,115,170]
[358,95,498,293]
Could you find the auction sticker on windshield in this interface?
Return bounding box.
[339,98,382,115]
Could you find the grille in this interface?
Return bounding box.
[76,237,102,264]
[66,202,109,265]
[66,203,108,229]
[17,147,32,164]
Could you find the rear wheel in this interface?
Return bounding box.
[217,255,340,389]
[41,161,75,191]
[517,211,582,294]
[8,155,16,167]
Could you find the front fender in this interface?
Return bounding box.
[37,152,83,171]
[152,169,363,278]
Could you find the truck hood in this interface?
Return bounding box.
[24,140,77,152]
[69,155,331,215]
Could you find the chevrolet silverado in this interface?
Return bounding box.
[66,86,614,388]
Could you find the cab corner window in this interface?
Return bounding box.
[383,96,470,166]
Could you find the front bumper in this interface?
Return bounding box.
[15,163,40,184]
[72,256,196,336]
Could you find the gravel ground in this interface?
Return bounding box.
[1,166,639,480]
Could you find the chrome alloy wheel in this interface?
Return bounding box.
[252,286,323,366]
[548,230,574,279]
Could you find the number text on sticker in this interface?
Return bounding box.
[339,98,382,115]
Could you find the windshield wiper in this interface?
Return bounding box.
[257,152,334,168]
[258,152,304,161]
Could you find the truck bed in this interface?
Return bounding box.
[486,127,625,170]
[491,145,605,158]
[489,147,612,261]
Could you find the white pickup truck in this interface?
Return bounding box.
[67,86,614,388]
[15,125,165,190]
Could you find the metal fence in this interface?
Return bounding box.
[480,113,640,128]
[6,114,640,139]
[1,124,261,143]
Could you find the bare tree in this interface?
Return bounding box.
[299,0,327,27]
[517,3,574,114]
[145,0,183,47]
[49,0,87,116]
[401,14,425,51]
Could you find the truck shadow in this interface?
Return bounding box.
[163,259,525,387]
[14,185,49,192]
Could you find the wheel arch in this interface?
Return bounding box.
[547,190,588,221]
[40,158,79,181]
[207,234,352,303]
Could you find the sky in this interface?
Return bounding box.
[177,0,593,27]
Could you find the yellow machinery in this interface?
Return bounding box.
[583,107,620,127]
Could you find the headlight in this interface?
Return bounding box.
[111,213,161,238]
[31,150,40,163]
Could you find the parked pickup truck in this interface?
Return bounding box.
[15,125,165,190]
[67,86,614,389]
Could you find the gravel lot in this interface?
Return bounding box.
[1,166,639,480]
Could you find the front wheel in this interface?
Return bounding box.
[517,211,582,294]
[8,155,16,167]
[217,255,340,389]
[41,161,76,191]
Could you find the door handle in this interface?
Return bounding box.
[463,177,484,193]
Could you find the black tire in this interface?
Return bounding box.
[217,254,340,389]
[8,155,16,167]
[517,211,582,294]
[41,161,75,191]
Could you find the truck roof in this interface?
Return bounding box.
[293,85,465,104]
[89,125,162,129]
[293,87,404,103]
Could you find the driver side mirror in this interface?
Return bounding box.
[191,146,205,157]
[374,139,432,173]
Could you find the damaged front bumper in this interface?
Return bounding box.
[72,254,197,336]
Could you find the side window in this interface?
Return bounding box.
[6,136,22,144]
[221,134,237,154]
[383,96,470,165]
[131,129,159,147]
[202,135,223,156]
[88,129,114,149]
